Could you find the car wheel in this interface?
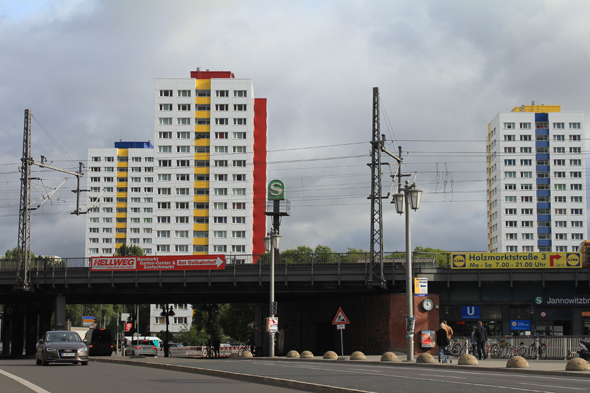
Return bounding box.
[81,361,88,366]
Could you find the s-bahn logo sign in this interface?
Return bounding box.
[90,255,225,271]
[451,252,580,269]
[268,179,285,200]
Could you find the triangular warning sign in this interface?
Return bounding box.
[332,307,350,325]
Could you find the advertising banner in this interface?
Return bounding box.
[510,320,531,331]
[451,252,580,269]
[90,255,226,271]
[414,277,428,297]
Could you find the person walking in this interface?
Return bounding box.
[436,323,450,363]
[475,321,488,360]
[470,325,477,355]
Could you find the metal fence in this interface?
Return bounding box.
[453,335,583,360]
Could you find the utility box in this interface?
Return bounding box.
[420,331,435,348]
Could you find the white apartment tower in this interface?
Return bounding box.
[85,70,268,258]
[487,104,587,253]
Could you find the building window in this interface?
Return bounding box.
[214,188,227,196]
[554,184,566,190]
[553,135,565,141]
[521,208,533,215]
[504,159,515,166]
[233,119,247,126]
[232,231,246,238]
[571,184,583,190]
[519,123,531,129]
[156,245,170,252]
[214,174,228,181]
[506,246,517,252]
[233,160,246,167]
[233,188,246,195]
[571,196,583,203]
[571,209,583,215]
[159,118,172,125]
[504,147,515,153]
[215,146,228,153]
[505,196,517,203]
[196,105,210,111]
[520,172,532,178]
[176,160,190,167]
[232,216,246,224]
[520,159,531,166]
[159,132,172,139]
[504,135,515,141]
[570,159,582,166]
[554,172,565,178]
[215,104,228,111]
[213,231,227,238]
[520,147,531,153]
[570,147,581,154]
[570,172,582,178]
[216,90,229,97]
[213,202,227,210]
[215,118,228,125]
[553,122,564,129]
[159,90,172,97]
[521,196,532,202]
[233,146,246,153]
[504,123,515,129]
[522,233,534,240]
[157,231,170,238]
[177,131,190,139]
[232,245,246,253]
[215,160,228,167]
[214,217,227,224]
[233,202,246,210]
[569,123,581,129]
[234,90,247,97]
[233,132,246,139]
[213,245,227,252]
[177,118,190,125]
[215,132,228,139]
[555,221,567,228]
[572,221,584,227]
[234,104,247,111]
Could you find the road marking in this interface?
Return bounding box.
[0,368,51,393]
[520,383,585,391]
[419,373,465,379]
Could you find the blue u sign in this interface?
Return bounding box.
[461,306,480,319]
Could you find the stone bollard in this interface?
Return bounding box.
[286,350,300,358]
[566,358,590,371]
[381,352,398,362]
[506,356,529,368]
[301,350,314,358]
[323,351,338,360]
[350,351,366,360]
[416,353,435,363]
[241,350,253,358]
[458,354,478,365]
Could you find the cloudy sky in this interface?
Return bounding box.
[1,0,589,258]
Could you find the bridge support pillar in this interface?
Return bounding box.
[1,305,12,356]
[25,308,38,355]
[54,295,66,330]
[39,300,53,339]
[11,304,25,357]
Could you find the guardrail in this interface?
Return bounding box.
[157,344,249,358]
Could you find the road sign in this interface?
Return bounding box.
[337,324,345,330]
[332,307,350,325]
[90,255,226,271]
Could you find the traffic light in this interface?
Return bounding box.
[271,301,278,316]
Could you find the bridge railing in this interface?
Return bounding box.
[0,253,443,270]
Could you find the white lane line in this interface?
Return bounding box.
[520,383,585,391]
[0,368,51,393]
[419,373,465,379]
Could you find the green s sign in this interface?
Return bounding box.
[268,180,285,200]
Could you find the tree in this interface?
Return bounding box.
[218,303,256,344]
[191,303,224,345]
[412,246,450,267]
[116,244,144,256]
[175,324,208,346]
[4,247,36,260]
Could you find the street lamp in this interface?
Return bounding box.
[392,180,422,362]
[160,304,175,358]
[264,229,281,357]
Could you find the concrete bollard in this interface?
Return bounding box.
[350,351,366,360]
[301,350,314,358]
[566,358,590,371]
[241,350,253,358]
[416,353,435,363]
[286,350,300,358]
[381,352,398,362]
[458,354,478,365]
[323,351,338,359]
[506,356,528,368]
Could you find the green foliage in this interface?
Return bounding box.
[175,324,208,346]
[281,244,340,263]
[413,246,450,267]
[116,244,144,256]
[191,303,224,344]
[218,303,256,344]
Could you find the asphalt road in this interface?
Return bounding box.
[0,358,302,393]
[2,355,590,393]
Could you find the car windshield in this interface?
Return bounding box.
[46,333,81,342]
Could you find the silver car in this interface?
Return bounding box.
[127,340,158,357]
[36,330,89,366]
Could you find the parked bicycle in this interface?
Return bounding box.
[451,338,468,357]
[525,336,548,359]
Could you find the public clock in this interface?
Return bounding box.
[422,298,434,311]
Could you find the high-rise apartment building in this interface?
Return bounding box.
[487,104,587,253]
[85,70,267,258]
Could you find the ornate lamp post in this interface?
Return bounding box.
[160,304,175,357]
[393,180,423,362]
[264,229,281,357]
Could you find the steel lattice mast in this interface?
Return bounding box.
[368,88,386,288]
[16,109,32,289]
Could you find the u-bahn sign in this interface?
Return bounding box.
[451,252,580,269]
[90,255,226,271]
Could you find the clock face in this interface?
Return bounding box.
[422,299,434,311]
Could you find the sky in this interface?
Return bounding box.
[1,0,589,258]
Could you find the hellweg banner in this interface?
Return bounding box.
[451,252,580,269]
[90,255,226,271]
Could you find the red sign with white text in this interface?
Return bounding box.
[90,255,226,271]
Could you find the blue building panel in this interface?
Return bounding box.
[114,141,154,149]
[535,141,549,148]
[535,128,549,136]
[537,203,551,209]
[535,113,549,122]
[536,166,550,172]
[536,190,550,197]
[536,215,551,221]
[536,153,549,160]
[537,240,552,247]
[537,227,551,234]
[536,178,550,184]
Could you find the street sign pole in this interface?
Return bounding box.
[340,326,344,357]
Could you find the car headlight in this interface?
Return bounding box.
[79,347,88,353]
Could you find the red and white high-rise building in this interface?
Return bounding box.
[85,70,267,258]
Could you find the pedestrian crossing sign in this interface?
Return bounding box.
[332,307,350,325]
